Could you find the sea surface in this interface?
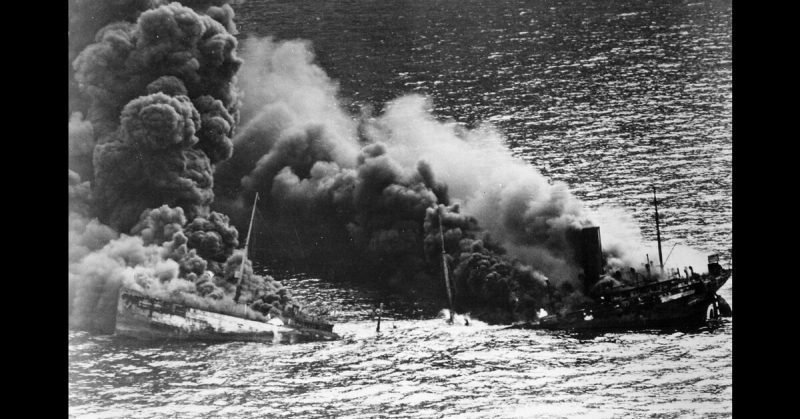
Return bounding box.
[69,0,733,417]
[68,274,732,418]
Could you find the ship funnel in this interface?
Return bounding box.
[707,254,722,276]
[576,226,603,288]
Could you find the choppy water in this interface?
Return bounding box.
[69,0,732,417]
[69,273,732,418]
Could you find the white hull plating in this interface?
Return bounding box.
[115,289,338,343]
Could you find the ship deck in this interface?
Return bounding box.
[115,289,339,343]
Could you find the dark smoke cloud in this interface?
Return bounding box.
[86,71,235,232]
[184,211,240,269]
[363,95,596,284]
[70,2,241,185]
[68,0,158,119]
[68,2,302,335]
[424,204,593,321]
[179,0,240,34]
[73,1,242,115]
[88,85,216,232]
[68,1,157,63]
[193,94,236,163]
[130,205,189,246]
[212,37,688,323]
[92,138,214,233]
[122,92,201,149]
[69,2,708,331]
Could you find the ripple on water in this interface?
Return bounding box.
[71,0,731,417]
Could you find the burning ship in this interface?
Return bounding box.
[115,289,338,343]
[114,194,339,343]
[529,187,732,330]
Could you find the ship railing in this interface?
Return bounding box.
[606,278,698,302]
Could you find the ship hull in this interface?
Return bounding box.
[531,293,715,331]
[528,273,731,331]
[115,290,339,343]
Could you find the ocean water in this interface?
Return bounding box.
[68,0,732,417]
[68,273,732,418]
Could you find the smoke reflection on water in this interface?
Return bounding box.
[69,271,732,418]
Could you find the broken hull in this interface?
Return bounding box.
[115,289,339,343]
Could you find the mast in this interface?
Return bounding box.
[376,302,383,332]
[438,210,455,324]
[234,192,260,303]
[652,185,664,272]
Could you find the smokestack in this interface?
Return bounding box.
[707,254,722,276]
[579,226,603,288]
[545,279,554,312]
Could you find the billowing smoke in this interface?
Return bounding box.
[588,206,711,275]
[72,0,244,231]
[70,2,708,330]
[68,1,299,334]
[364,96,596,285]
[212,38,642,322]
[68,204,296,333]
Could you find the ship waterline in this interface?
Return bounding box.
[115,288,339,343]
[518,186,732,331]
[529,273,731,331]
[112,192,339,344]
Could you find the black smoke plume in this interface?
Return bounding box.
[70,3,709,330]
[210,38,621,323]
[68,1,300,334]
[213,36,712,323]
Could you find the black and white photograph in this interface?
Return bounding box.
[68,0,733,417]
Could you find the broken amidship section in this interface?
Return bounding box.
[114,192,339,343]
[115,288,338,343]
